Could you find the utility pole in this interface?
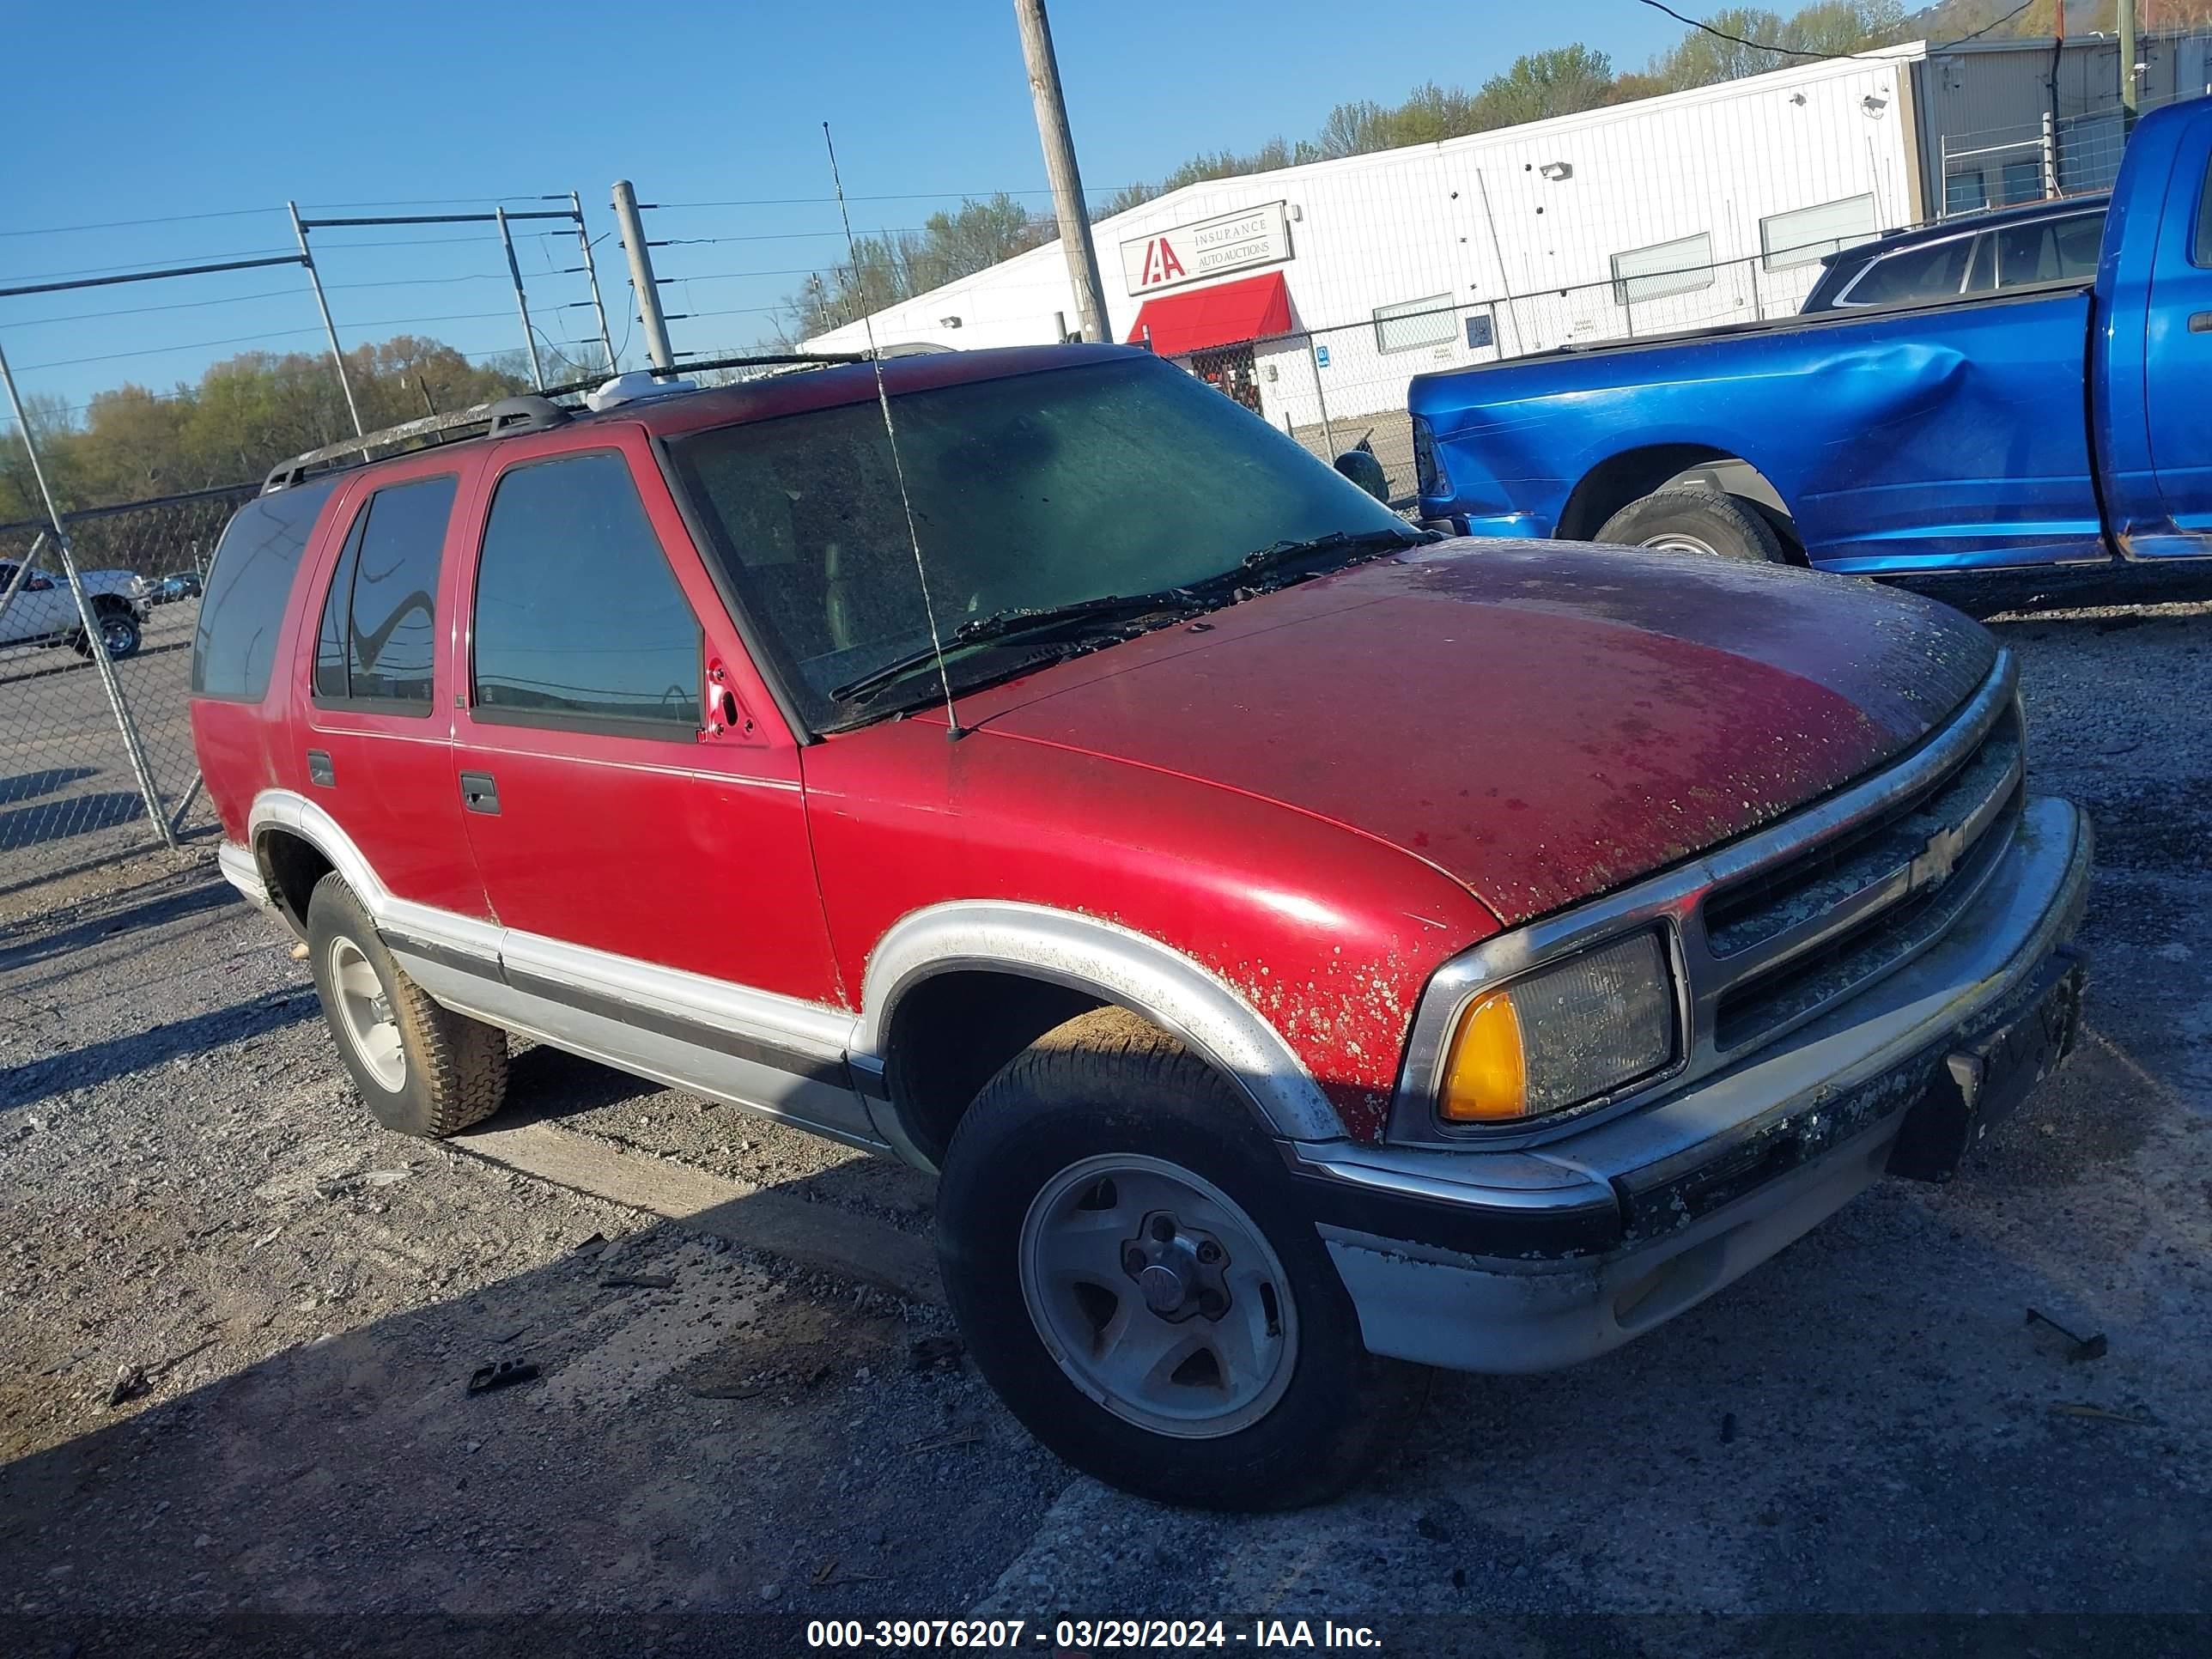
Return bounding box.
[1013,0,1110,343]
[2118,0,2139,133]
[611,180,675,371]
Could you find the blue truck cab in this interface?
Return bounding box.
[1410,96,2212,575]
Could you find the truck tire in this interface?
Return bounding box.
[934,1006,1406,1510]
[72,598,143,660]
[304,872,507,1137]
[1595,483,1787,563]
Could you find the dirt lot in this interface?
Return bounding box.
[2,592,2208,1655]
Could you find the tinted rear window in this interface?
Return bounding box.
[311,474,456,709]
[191,479,340,700]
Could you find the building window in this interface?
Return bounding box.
[2001,158,2045,205]
[1759,194,1879,270]
[1610,233,1714,306]
[1945,169,1989,216]
[1372,295,1456,355]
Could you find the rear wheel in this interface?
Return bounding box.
[934,1007,1406,1510]
[304,873,507,1137]
[1595,483,1788,563]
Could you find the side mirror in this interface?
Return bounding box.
[1333,447,1390,503]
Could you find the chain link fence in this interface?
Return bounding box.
[0,483,256,902]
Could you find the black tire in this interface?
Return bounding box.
[935,1006,1408,1510]
[71,598,143,660]
[303,872,507,1137]
[1595,483,1788,563]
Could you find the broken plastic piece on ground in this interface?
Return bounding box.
[465,1358,539,1396]
[2026,1305,2108,1362]
[599,1273,674,1291]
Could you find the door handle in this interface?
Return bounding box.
[307,750,335,788]
[2191,312,2212,333]
[459,771,500,815]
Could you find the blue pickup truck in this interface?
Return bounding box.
[1410,96,2211,575]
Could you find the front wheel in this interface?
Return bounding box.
[73,599,143,660]
[934,1007,1407,1510]
[1595,483,1788,563]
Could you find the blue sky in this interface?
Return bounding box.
[3,0,1687,418]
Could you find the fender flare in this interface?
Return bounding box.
[858,900,1347,1143]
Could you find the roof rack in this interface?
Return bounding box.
[260,352,872,493]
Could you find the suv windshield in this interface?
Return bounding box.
[665,356,1413,729]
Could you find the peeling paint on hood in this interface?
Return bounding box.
[955,540,1997,926]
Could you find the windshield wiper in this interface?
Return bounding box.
[1227,524,1439,582]
[829,588,1201,706]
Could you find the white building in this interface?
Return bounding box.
[807,33,2207,452]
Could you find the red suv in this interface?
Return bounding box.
[191,345,2090,1509]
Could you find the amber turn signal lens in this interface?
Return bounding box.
[1439,989,1528,1121]
[1435,931,1675,1126]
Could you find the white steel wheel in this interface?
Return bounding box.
[1018,1152,1300,1439]
[326,935,406,1091]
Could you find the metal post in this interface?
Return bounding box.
[2042,110,2059,198]
[2119,0,2139,132]
[495,208,546,391]
[1307,337,1337,458]
[289,201,363,436]
[1014,0,1110,343]
[573,191,617,374]
[611,180,675,371]
[0,342,176,849]
[0,529,41,635]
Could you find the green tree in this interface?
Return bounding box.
[1473,46,1618,126]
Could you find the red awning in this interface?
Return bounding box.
[1126,271,1292,356]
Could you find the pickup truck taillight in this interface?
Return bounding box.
[1412,416,1449,501]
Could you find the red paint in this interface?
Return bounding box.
[192,347,1989,1146]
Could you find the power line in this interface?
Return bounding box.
[5,286,309,329]
[0,247,301,285]
[0,205,288,240]
[650,228,937,246]
[13,309,521,373]
[1632,0,2040,62]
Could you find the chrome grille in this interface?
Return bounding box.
[1700,702,2025,1053]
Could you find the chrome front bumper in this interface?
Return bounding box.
[1290,795,2092,1376]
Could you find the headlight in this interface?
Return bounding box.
[1438,930,1676,1124]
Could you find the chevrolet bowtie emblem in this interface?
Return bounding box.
[1910,824,1963,890]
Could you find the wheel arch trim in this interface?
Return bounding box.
[858,901,1347,1143]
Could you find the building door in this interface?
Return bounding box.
[1184,344,1263,415]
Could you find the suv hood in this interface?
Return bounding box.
[957,541,1996,927]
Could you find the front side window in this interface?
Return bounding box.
[311,474,455,711]
[1996,212,2105,288]
[665,356,1412,731]
[471,452,702,734]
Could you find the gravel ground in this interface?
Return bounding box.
[0,592,2206,1653]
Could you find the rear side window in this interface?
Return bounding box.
[311,475,456,712]
[1995,213,2104,288]
[1843,237,1975,307]
[191,478,340,700]
[471,453,701,734]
